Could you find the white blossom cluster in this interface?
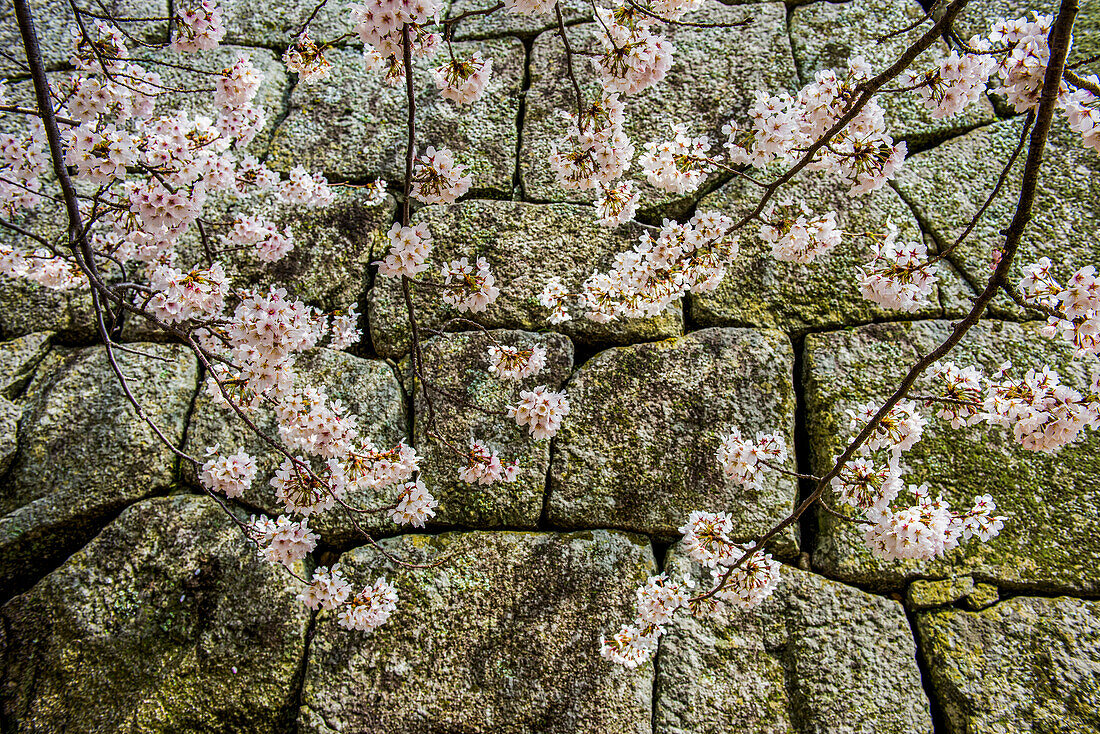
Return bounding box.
[549,94,635,191]
[486,344,547,381]
[433,53,494,105]
[1021,258,1100,358]
[440,256,500,313]
[460,440,520,484]
[602,513,782,667]
[199,447,258,499]
[549,212,738,324]
[379,223,433,278]
[857,220,938,312]
[507,386,570,439]
[715,427,788,490]
[283,33,333,83]
[758,201,842,264]
[410,146,472,205]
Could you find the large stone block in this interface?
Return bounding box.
[403,329,573,527]
[0,0,169,76]
[299,529,655,733]
[0,342,197,588]
[692,167,971,333]
[521,1,799,207]
[267,37,524,192]
[549,327,798,550]
[804,320,1100,593]
[657,560,933,734]
[0,331,51,399]
[893,117,1100,317]
[367,199,683,358]
[917,596,1100,733]
[789,0,996,146]
[184,347,407,546]
[0,495,311,733]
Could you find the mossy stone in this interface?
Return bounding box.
[368,199,683,358]
[805,320,1100,593]
[549,327,798,550]
[917,596,1100,733]
[266,37,524,193]
[0,343,197,589]
[658,553,933,734]
[299,529,655,733]
[400,329,573,528]
[0,495,311,733]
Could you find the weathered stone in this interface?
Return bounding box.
[907,577,976,610]
[0,273,95,342]
[0,342,197,588]
[184,347,407,546]
[893,117,1100,318]
[692,167,971,333]
[805,320,1100,593]
[0,0,169,76]
[520,1,798,206]
[299,529,655,734]
[549,327,798,550]
[267,37,524,192]
[368,200,683,358]
[448,0,590,39]
[218,0,348,47]
[0,495,311,733]
[918,596,1100,733]
[789,0,996,146]
[657,558,933,734]
[0,331,51,399]
[124,187,392,343]
[0,396,17,477]
[962,582,998,610]
[402,329,573,527]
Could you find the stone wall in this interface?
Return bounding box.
[2,0,1100,732]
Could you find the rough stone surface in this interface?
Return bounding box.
[0,274,95,342]
[692,167,971,333]
[805,320,1100,593]
[658,559,933,734]
[448,0,589,38]
[894,117,1100,317]
[963,582,999,610]
[184,347,406,546]
[0,342,197,588]
[907,577,977,610]
[218,0,349,47]
[549,327,798,549]
[521,1,799,207]
[403,329,573,527]
[368,200,683,357]
[267,37,524,191]
[299,529,655,734]
[918,596,1100,734]
[0,0,169,76]
[0,495,311,733]
[0,397,17,477]
[789,0,996,146]
[0,331,51,399]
